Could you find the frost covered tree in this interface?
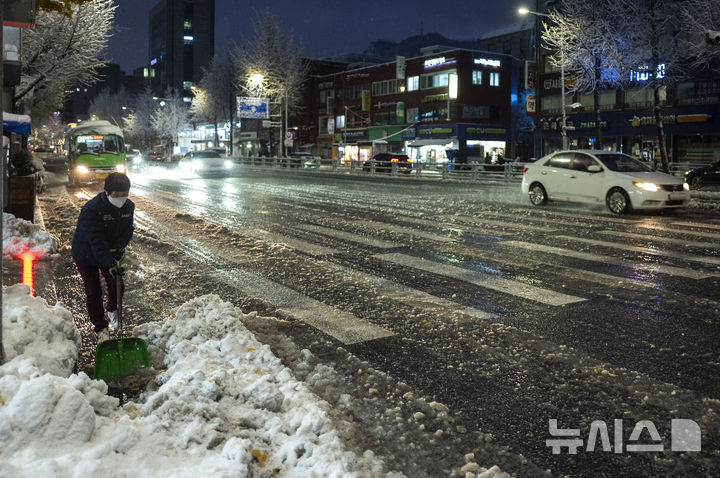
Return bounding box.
[234,9,308,155]
[15,0,116,117]
[680,0,720,68]
[33,114,66,148]
[123,88,158,152]
[542,0,628,147]
[152,89,189,153]
[618,0,701,172]
[89,87,130,128]
[191,53,237,150]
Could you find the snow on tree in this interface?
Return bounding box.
[233,9,309,155]
[152,90,189,153]
[32,114,66,148]
[680,0,720,68]
[190,53,237,150]
[542,0,628,147]
[618,0,701,172]
[15,0,116,118]
[123,88,158,152]
[89,87,130,128]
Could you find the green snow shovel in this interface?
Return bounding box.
[94,259,150,381]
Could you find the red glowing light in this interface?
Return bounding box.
[19,252,36,296]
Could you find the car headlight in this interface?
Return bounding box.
[633,181,658,192]
[115,164,126,173]
[76,165,89,174]
[192,160,203,169]
[224,160,232,169]
[133,156,142,163]
[683,182,690,191]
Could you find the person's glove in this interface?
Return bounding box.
[110,248,125,264]
[109,264,125,278]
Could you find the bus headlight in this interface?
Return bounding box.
[115,164,126,173]
[76,165,89,174]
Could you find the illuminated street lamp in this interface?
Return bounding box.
[519,7,574,150]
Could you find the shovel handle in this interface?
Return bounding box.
[116,269,123,331]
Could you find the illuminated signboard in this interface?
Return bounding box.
[424,57,447,68]
[630,64,665,82]
[474,58,501,67]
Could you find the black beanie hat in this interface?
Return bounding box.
[104,172,131,193]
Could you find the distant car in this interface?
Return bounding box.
[684,160,720,189]
[178,150,234,174]
[31,147,59,162]
[125,149,143,170]
[281,151,316,168]
[363,153,412,173]
[147,151,168,162]
[521,150,690,214]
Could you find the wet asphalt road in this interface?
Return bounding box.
[30,165,720,477]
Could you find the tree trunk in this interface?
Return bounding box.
[653,86,669,173]
[214,118,219,147]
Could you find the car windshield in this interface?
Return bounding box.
[595,153,653,172]
[192,151,221,159]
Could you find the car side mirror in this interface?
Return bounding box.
[587,165,602,173]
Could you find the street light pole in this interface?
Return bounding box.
[519,7,569,150]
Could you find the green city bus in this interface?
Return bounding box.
[65,120,126,184]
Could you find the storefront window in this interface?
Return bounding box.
[406,107,419,122]
[541,95,561,114]
[624,88,653,107]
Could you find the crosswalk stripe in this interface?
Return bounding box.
[354,220,456,243]
[636,223,720,239]
[296,224,398,249]
[219,268,394,345]
[671,221,720,231]
[556,235,720,266]
[321,261,496,322]
[375,252,586,306]
[411,214,558,233]
[502,240,715,279]
[253,229,339,256]
[599,230,720,250]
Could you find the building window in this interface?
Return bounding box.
[336,115,346,128]
[407,76,419,91]
[184,20,192,29]
[372,79,403,96]
[472,71,482,85]
[421,70,453,89]
[489,72,500,87]
[503,40,512,54]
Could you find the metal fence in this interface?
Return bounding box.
[233,156,526,183]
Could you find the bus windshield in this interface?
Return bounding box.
[76,135,123,154]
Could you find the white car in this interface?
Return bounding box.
[178,150,234,174]
[521,150,690,214]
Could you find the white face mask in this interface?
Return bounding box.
[108,196,127,208]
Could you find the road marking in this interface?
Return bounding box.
[354,220,456,243]
[296,224,398,249]
[252,229,339,256]
[218,268,394,345]
[375,253,586,306]
[635,223,720,239]
[502,241,716,279]
[556,235,720,265]
[671,221,720,231]
[599,230,720,250]
[409,215,558,233]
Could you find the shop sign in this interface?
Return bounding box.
[418,127,454,136]
[328,118,335,135]
[526,94,536,116]
[422,93,449,103]
[396,102,405,124]
[474,58,501,67]
[629,64,665,83]
[578,121,608,129]
[466,127,507,135]
[424,57,447,68]
[238,132,257,140]
[237,97,269,119]
[362,91,371,111]
[403,127,417,140]
[396,56,406,80]
[677,114,711,123]
[630,115,676,126]
[342,128,369,140]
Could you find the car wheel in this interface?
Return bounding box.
[528,183,548,206]
[689,176,703,189]
[606,188,631,214]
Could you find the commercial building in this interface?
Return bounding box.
[148,0,214,99]
[313,47,529,165]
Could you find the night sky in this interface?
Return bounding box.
[107,0,526,74]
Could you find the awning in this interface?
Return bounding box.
[3,112,31,135]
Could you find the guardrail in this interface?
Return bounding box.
[233,156,525,183]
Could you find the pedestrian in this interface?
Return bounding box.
[71,172,134,341]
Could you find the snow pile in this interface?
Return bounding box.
[3,212,59,259]
[0,290,402,477]
[2,284,81,376]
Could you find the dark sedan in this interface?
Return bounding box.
[363,153,413,173]
[685,160,720,189]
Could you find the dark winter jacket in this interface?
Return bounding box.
[71,192,134,269]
